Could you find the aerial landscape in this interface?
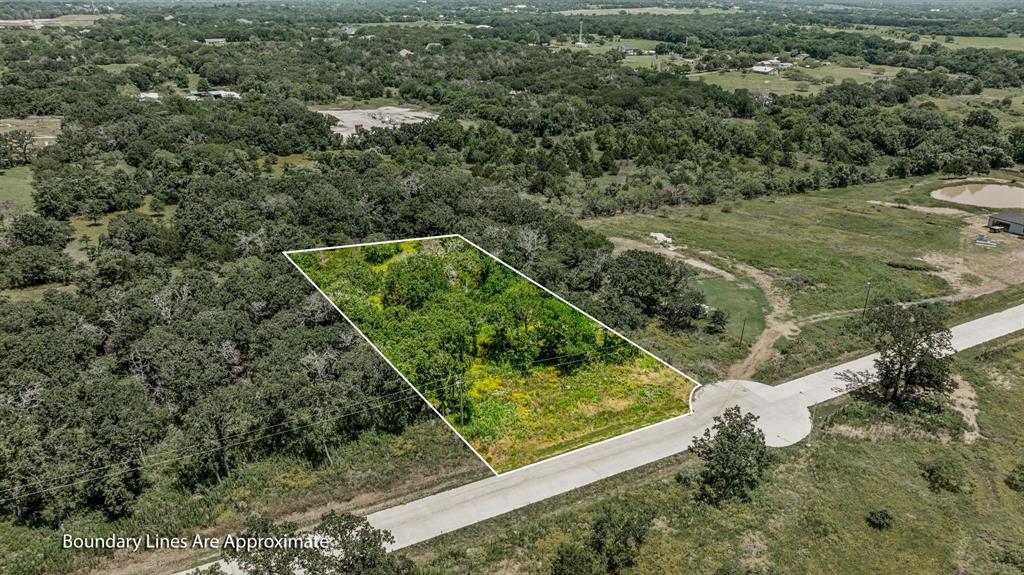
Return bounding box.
[0,0,1022,573]
[289,235,697,472]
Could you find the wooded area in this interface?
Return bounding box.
[0,0,1022,572]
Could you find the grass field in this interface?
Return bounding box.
[47,14,119,26]
[97,63,137,72]
[826,25,1024,52]
[622,275,767,380]
[920,88,1024,129]
[584,174,1024,384]
[0,166,34,212]
[411,334,1024,574]
[290,237,697,472]
[584,177,968,317]
[692,64,906,95]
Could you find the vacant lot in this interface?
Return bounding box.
[585,178,971,317]
[0,115,61,147]
[317,107,439,139]
[291,237,696,473]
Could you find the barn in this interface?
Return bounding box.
[988,211,1024,236]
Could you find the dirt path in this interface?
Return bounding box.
[609,219,1024,382]
[950,376,981,444]
[725,261,797,380]
[607,236,795,380]
[608,237,736,280]
[866,200,969,216]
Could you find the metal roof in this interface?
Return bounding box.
[990,211,1024,226]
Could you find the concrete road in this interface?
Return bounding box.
[177,303,1022,572]
[369,303,1024,549]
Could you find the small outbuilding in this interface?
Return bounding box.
[988,211,1024,236]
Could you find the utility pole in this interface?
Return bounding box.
[861,278,873,318]
[457,376,465,424]
[739,317,747,344]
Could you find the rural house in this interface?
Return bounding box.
[988,211,1024,236]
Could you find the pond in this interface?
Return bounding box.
[930,183,1024,208]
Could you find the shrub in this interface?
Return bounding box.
[1005,464,1024,493]
[921,455,972,494]
[866,509,894,530]
[999,543,1024,570]
[705,309,729,334]
[588,499,654,574]
[549,542,603,575]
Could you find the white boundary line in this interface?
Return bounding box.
[284,245,499,477]
[283,233,704,477]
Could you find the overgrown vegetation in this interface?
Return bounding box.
[0,0,1021,571]
[292,237,699,472]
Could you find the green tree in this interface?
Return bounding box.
[691,406,774,504]
[8,214,72,249]
[224,512,416,575]
[863,303,954,403]
[382,255,449,309]
[706,309,729,334]
[963,109,999,130]
[1009,126,1024,164]
[2,246,72,288]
